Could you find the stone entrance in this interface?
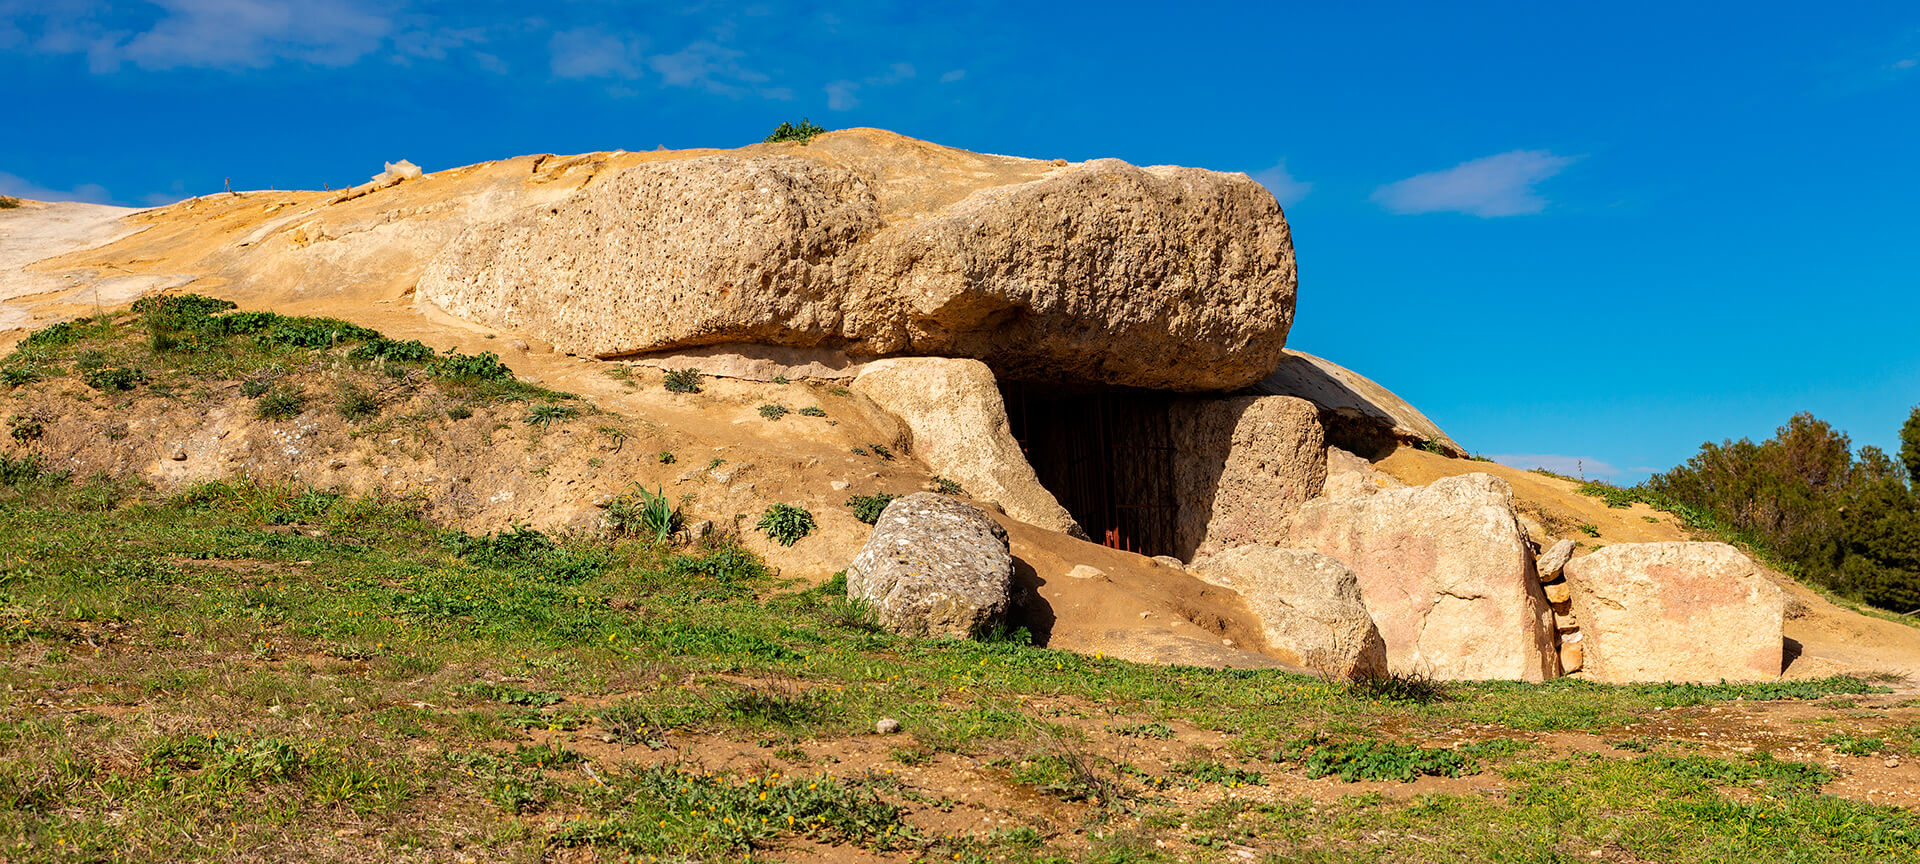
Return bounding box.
[1001,384,1182,557]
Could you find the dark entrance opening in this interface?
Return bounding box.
[1001,383,1181,558]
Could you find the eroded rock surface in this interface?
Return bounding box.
[1194,546,1386,680]
[1254,349,1463,457]
[420,139,1297,391]
[847,493,1014,638]
[851,357,1081,536]
[1171,395,1326,559]
[1563,542,1786,683]
[1288,473,1559,681]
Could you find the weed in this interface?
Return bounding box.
[1277,734,1475,782]
[1825,732,1886,756]
[932,476,963,495]
[336,384,380,422]
[255,386,307,420]
[799,406,827,418]
[765,118,829,144]
[1014,739,1120,803]
[707,457,726,470]
[758,403,791,420]
[867,443,894,459]
[1172,759,1266,787]
[447,404,473,420]
[845,493,898,524]
[757,503,816,546]
[1577,522,1602,537]
[1111,721,1176,740]
[663,368,702,394]
[8,414,45,442]
[82,366,146,391]
[524,402,578,427]
[0,453,64,486]
[656,450,676,464]
[1349,671,1452,704]
[607,484,679,543]
[1,364,43,387]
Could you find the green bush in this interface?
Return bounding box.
[0,195,20,209]
[82,366,146,392]
[764,118,828,144]
[757,404,790,420]
[663,368,702,394]
[799,406,827,417]
[845,493,898,524]
[433,350,514,382]
[255,387,307,420]
[757,503,816,546]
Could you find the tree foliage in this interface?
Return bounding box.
[1643,409,1920,612]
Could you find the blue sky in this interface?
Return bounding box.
[5,1,1918,481]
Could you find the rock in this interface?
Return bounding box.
[1065,564,1107,580]
[1537,539,1576,581]
[1253,349,1464,458]
[875,718,901,735]
[846,493,1014,638]
[1542,578,1572,605]
[1562,542,1787,683]
[170,449,187,461]
[508,339,530,352]
[420,133,1297,392]
[1320,446,1404,500]
[1288,473,1559,681]
[686,520,713,540]
[851,358,1081,536]
[1559,640,1585,673]
[1193,546,1387,680]
[378,160,423,183]
[830,480,851,491]
[1169,396,1326,559]
[1150,555,1185,570]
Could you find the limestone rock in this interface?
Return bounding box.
[420,142,1297,392]
[1170,395,1326,559]
[851,357,1081,536]
[1254,349,1464,457]
[1066,564,1107,580]
[1321,446,1404,500]
[1562,542,1786,683]
[1537,539,1576,581]
[846,493,1014,638]
[1288,473,1559,681]
[1193,546,1387,680]
[1542,578,1572,605]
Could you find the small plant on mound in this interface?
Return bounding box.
[663,368,702,394]
[0,195,20,209]
[83,366,146,392]
[656,451,675,464]
[764,118,828,144]
[607,484,679,543]
[757,503,816,546]
[256,387,307,420]
[524,402,577,427]
[845,493,898,524]
[335,385,380,422]
[757,403,790,420]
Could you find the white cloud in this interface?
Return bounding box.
[824,80,859,110]
[648,40,770,95]
[1251,159,1311,207]
[0,171,115,205]
[939,69,965,83]
[1485,453,1623,479]
[824,62,916,111]
[549,28,644,79]
[1372,150,1577,217]
[111,0,392,70]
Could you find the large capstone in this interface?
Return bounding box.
[846,493,1015,638]
[419,136,1297,392]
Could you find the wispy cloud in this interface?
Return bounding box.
[549,28,644,80]
[649,40,787,98]
[823,62,916,111]
[0,171,115,205]
[939,69,965,83]
[1372,150,1577,217]
[1251,159,1311,207]
[1485,453,1623,479]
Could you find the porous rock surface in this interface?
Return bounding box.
[1288,473,1560,681]
[1193,546,1387,680]
[851,357,1082,537]
[1563,542,1786,683]
[1169,395,1326,559]
[847,493,1015,638]
[419,134,1297,392]
[1255,349,1464,457]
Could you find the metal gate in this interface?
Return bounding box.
[1002,384,1178,557]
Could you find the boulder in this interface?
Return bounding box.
[1253,349,1464,457]
[1562,542,1786,683]
[1537,539,1576,580]
[851,357,1081,536]
[1288,473,1559,681]
[420,136,1297,392]
[847,494,1015,638]
[1193,546,1387,680]
[1170,396,1327,559]
[1320,445,1404,500]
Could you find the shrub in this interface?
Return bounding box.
[433,350,514,382]
[663,368,702,394]
[255,387,307,420]
[20,320,86,349]
[757,404,790,421]
[757,503,816,546]
[524,402,578,427]
[0,195,19,209]
[348,337,435,364]
[336,385,380,422]
[764,118,828,144]
[260,317,380,349]
[83,366,146,392]
[845,493,897,525]
[607,484,678,543]
[798,406,827,417]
